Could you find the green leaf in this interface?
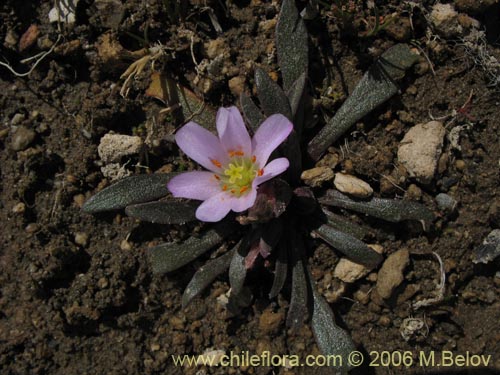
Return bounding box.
[125,200,198,224]
[286,232,308,329]
[307,44,419,160]
[320,190,434,229]
[149,223,234,274]
[228,236,251,297]
[181,247,236,308]
[312,224,383,268]
[255,68,292,120]
[322,209,369,240]
[82,174,173,213]
[310,287,356,373]
[276,0,309,91]
[286,71,307,119]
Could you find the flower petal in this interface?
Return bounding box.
[251,114,293,167]
[216,106,252,156]
[168,171,221,200]
[175,122,228,172]
[255,157,290,185]
[195,191,233,222]
[229,188,257,212]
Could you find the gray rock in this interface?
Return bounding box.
[98,132,143,164]
[436,193,458,212]
[472,229,500,264]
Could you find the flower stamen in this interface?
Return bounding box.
[210,158,222,168]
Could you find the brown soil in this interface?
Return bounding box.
[1,1,499,374]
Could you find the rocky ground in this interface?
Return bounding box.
[0,1,499,374]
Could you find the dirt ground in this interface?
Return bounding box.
[1,1,499,374]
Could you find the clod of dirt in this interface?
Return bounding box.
[258,307,284,335]
[472,229,500,264]
[228,76,246,96]
[98,133,143,164]
[333,173,373,198]
[376,249,410,299]
[204,38,227,59]
[334,244,383,283]
[94,0,124,29]
[19,24,39,52]
[300,166,334,187]
[11,126,36,151]
[397,121,445,184]
[429,3,462,38]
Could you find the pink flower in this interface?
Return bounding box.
[168,106,293,222]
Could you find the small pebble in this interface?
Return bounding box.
[120,239,132,251]
[12,202,26,214]
[455,159,466,171]
[11,113,25,126]
[11,126,36,151]
[73,194,85,208]
[334,173,373,198]
[436,193,458,212]
[300,166,334,187]
[97,277,109,289]
[25,223,40,233]
[74,232,89,247]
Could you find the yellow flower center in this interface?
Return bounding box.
[212,152,263,197]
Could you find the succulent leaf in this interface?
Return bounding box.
[311,287,357,372]
[149,223,235,274]
[82,174,173,213]
[255,68,292,121]
[125,200,198,224]
[181,247,236,308]
[312,224,383,268]
[286,233,308,329]
[240,93,265,132]
[269,242,288,299]
[276,0,309,91]
[308,44,419,160]
[320,190,434,229]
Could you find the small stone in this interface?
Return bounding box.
[472,229,500,264]
[120,239,132,251]
[333,173,373,198]
[316,152,339,169]
[436,193,458,213]
[353,289,370,304]
[12,202,26,214]
[333,245,383,283]
[97,277,109,289]
[378,315,391,327]
[300,166,334,187]
[405,184,422,201]
[169,316,185,330]
[19,24,39,52]
[98,133,143,164]
[228,76,245,96]
[11,126,36,151]
[74,232,89,247]
[455,159,466,171]
[376,249,410,299]
[397,121,445,184]
[25,223,40,233]
[11,113,25,125]
[150,343,160,352]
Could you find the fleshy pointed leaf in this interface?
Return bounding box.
[149,223,234,274]
[320,190,434,229]
[311,287,356,372]
[255,68,292,121]
[276,0,309,91]
[308,44,419,160]
[125,200,199,224]
[269,241,288,299]
[286,72,306,119]
[82,174,173,213]
[286,232,308,329]
[182,247,236,308]
[240,93,265,132]
[229,233,252,296]
[312,224,383,268]
[322,208,369,240]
